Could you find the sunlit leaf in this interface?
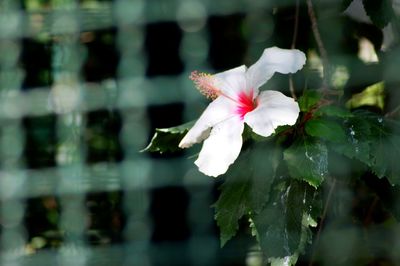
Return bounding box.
[346,82,385,110]
[331,65,350,89]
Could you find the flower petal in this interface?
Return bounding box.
[195,116,244,177]
[214,65,248,98]
[244,90,300,137]
[246,47,306,93]
[179,96,236,148]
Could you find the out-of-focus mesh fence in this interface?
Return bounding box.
[1,0,399,265]
[0,1,280,265]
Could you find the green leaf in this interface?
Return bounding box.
[368,118,400,185]
[213,142,279,247]
[363,0,394,28]
[251,180,318,259]
[243,124,292,142]
[338,110,400,185]
[214,174,249,247]
[142,121,195,153]
[298,90,321,112]
[305,118,347,143]
[268,213,317,266]
[284,137,328,188]
[315,105,353,118]
[332,115,372,165]
[346,82,385,110]
[372,134,400,185]
[274,125,291,136]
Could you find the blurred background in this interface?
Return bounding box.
[0,0,399,265]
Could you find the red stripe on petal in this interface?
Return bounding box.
[236,89,257,120]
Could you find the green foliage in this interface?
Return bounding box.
[268,209,317,265]
[361,112,400,185]
[305,118,347,143]
[284,137,328,188]
[314,105,352,118]
[251,180,318,259]
[298,90,321,112]
[213,142,279,246]
[145,90,400,264]
[213,142,320,263]
[371,132,400,185]
[332,114,372,165]
[142,121,194,153]
[143,2,400,263]
[330,110,400,185]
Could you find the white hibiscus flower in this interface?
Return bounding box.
[179,47,306,177]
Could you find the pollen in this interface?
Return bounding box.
[190,71,220,100]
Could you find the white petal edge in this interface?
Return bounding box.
[246,47,306,93]
[194,116,244,177]
[244,90,300,137]
[214,65,248,99]
[179,96,236,148]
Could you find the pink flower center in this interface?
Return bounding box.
[190,70,258,119]
[236,89,257,119]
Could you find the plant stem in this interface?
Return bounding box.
[289,0,300,100]
[291,0,300,50]
[309,178,336,266]
[306,0,329,89]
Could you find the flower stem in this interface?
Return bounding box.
[306,0,330,90]
[291,0,300,50]
[289,0,300,100]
